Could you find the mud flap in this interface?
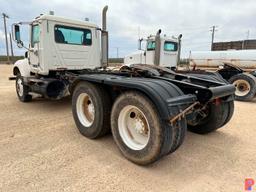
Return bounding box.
[166,94,197,124]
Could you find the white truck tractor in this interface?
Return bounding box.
[190,50,256,101]
[124,31,181,68]
[12,13,102,101]
[12,6,235,165]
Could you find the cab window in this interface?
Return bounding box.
[147,41,155,51]
[31,25,40,47]
[164,41,178,51]
[54,25,92,46]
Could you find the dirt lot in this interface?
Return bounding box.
[0,64,256,192]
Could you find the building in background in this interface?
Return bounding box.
[212,40,256,51]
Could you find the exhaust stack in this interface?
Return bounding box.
[177,34,182,66]
[101,6,108,67]
[154,29,161,66]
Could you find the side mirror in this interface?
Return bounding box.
[13,24,24,48]
[14,24,21,42]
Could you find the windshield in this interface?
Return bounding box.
[164,41,178,51]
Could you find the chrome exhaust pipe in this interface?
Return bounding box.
[177,34,182,66]
[101,5,108,68]
[102,6,108,31]
[154,29,161,66]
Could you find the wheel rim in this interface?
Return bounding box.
[76,93,95,127]
[232,79,250,97]
[118,105,150,150]
[16,78,24,97]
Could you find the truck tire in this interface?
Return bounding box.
[168,118,187,154]
[229,73,256,101]
[220,101,234,128]
[111,91,185,165]
[188,100,234,134]
[16,75,32,102]
[72,82,111,139]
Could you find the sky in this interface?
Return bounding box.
[0,0,255,58]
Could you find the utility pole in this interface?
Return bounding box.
[9,32,14,62]
[246,30,250,40]
[116,47,119,58]
[242,30,250,50]
[2,13,10,63]
[210,26,218,51]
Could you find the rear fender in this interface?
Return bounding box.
[71,75,197,121]
[217,63,243,80]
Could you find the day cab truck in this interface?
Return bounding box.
[11,6,235,165]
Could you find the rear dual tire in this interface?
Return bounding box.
[188,100,234,134]
[111,91,186,165]
[72,82,111,138]
[72,83,187,165]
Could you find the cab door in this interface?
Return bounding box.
[160,41,178,68]
[145,41,155,65]
[29,24,40,68]
[53,25,92,68]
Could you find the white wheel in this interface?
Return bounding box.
[111,91,186,165]
[229,73,256,101]
[15,75,32,102]
[72,82,111,138]
[118,105,150,150]
[76,93,95,127]
[16,78,24,97]
[232,79,250,97]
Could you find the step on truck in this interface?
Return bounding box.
[11,6,235,165]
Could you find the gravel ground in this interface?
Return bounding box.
[0,64,256,192]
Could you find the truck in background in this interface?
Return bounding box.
[124,34,256,102]
[124,31,182,68]
[189,50,256,101]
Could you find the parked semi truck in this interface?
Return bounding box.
[190,50,256,101]
[11,6,235,165]
[124,32,181,68]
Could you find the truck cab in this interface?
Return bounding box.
[13,14,101,76]
[124,31,180,68]
[12,13,106,101]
